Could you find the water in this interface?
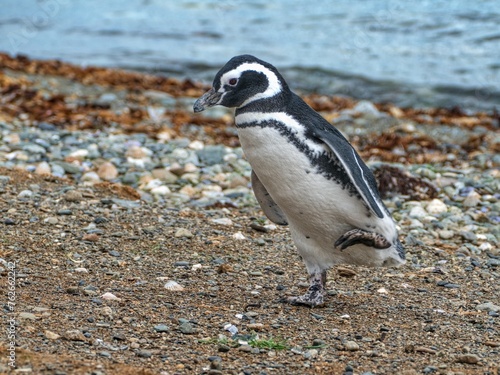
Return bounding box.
[1,0,499,112]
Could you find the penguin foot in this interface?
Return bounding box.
[335,228,391,250]
[285,271,326,307]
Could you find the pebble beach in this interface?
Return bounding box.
[0,54,499,374]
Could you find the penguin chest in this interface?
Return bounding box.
[237,125,368,233]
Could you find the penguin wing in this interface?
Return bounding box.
[311,127,385,219]
[251,170,288,225]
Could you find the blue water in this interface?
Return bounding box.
[1,0,499,111]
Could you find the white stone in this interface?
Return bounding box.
[35,161,51,175]
[479,242,492,251]
[126,157,147,168]
[69,149,89,158]
[409,206,427,218]
[101,292,120,301]
[151,185,171,195]
[438,230,455,240]
[18,190,33,199]
[81,171,101,183]
[232,232,246,240]
[191,264,202,271]
[145,179,163,190]
[175,228,194,238]
[264,224,277,231]
[183,162,199,173]
[44,330,60,340]
[164,280,185,291]
[189,140,205,150]
[426,199,448,215]
[211,218,233,226]
[171,149,189,159]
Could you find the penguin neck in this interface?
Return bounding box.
[236,90,292,116]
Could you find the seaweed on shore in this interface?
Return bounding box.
[373,164,438,200]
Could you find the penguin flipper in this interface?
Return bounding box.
[311,127,386,219]
[251,170,288,225]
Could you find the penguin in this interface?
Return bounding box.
[194,55,405,307]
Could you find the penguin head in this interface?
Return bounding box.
[194,55,289,112]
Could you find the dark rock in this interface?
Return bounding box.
[136,349,152,358]
[218,345,230,353]
[66,287,79,295]
[57,209,72,216]
[4,218,16,225]
[487,259,500,267]
[38,122,57,131]
[208,356,222,362]
[112,332,127,341]
[312,338,326,347]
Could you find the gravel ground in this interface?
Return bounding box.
[0,55,499,375]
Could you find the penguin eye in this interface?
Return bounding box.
[228,78,238,86]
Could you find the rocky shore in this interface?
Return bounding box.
[0,54,499,375]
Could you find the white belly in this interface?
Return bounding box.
[237,125,401,270]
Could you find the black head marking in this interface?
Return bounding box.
[211,55,290,109]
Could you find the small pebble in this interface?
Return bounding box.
[344,341,359,351]
[19,312,37,320]
[57,209,72,216]
[44,330,60,340]
[476,302,500,312]
[35,161,51,175]
[211,218,233,226]
[64,190,82,202]
[153,324,169,333]
[97,162,118,180]
[438,230,455,240]
[455,354,480,364]
[426,199,447,214]
[136,349,152,358]
[175,228,193,238]
[18,189,33,199]
[179,322,195,334]
[101,292,120,301]
[218,345,230,353]
[312,339,326,347]
[63,330,86,341]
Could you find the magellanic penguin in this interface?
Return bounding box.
[194,55,405,307]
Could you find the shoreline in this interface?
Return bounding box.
[1,52,499,121]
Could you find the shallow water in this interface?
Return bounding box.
[1,0,499,111]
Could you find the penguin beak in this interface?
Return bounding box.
[193,88,222,113]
